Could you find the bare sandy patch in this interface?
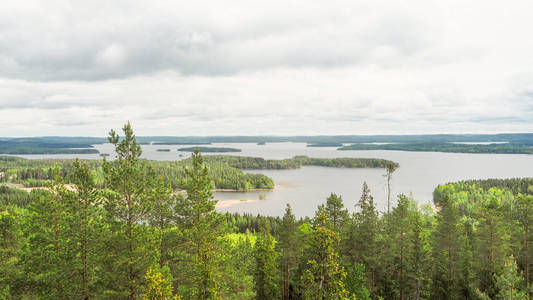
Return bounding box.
[215,199,258,208]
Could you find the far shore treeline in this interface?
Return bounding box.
[1,123,533,299]
[1,133,533,154]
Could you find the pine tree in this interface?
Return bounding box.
[71,159,100,299]
[516,194,533,298]
[384,162,398,213]
[103,122,157,299]
[325,193,348,232]
[176,148,224,299]
[457,219,475,299]
[253,219,280,299]
[496,255,526,300]
[409,205,433,300]
[475,193,511,297]
[350,182,379,296]
[388,194,413,300]
[148,175,176,267]
[21,167,76,299]
[278,204,299,300]
[344,263,370,300]
[301,208,352,300]
[143,265,181,300]
[0,206,23,298]
[431,194,462,299]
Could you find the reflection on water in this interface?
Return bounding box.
[9,142,533,217]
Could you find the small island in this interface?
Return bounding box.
[152,142,211,145]
[156,149,171,152]
[307,142,344,147]
[257,141,266,145]
[177,147,242,153]
[0,147,99,155]
[200,155,398,169]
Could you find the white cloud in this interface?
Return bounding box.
[0,0,532,135]
[96,44,127,67]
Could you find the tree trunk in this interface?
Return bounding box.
[371,269,375,300]
[526,205,530,300]
[283,262,289,300]
[54,193,63,297]
[387,175,391,213]
[400,231,404,300]
[128,196,136,300]
[82,199,89,300]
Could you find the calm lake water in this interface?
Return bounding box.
[12,143,533,217]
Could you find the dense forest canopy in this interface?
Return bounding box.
[1,124,532,299]
[0,155,396,192]
[0,155,274,191]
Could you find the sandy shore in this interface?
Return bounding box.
[215,199,258,208]
[3,183,79,193]
[2,183,264,208]
[175,187,274,195]
[213,188,273,192]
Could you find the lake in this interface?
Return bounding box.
[11,142,533,217]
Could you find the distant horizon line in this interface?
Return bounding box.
[2,132,533,139]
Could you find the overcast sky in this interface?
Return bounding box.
[1,0,532,136]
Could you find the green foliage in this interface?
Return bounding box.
[346,182,379,297]
[431,194,464,299]
[71,159,103,299]
[219,232,256,299]
[253,220,280,299]
[0,186,32,207]
[495,256,526,300]
[0,206,24,299]
[143,265,181,300]
[0,154,398,193]
[176,148,225,299]
[0,156,274,191]
[224,212,282,235]
[4,126,533,299]
[301,209,352,300]
[338,142,533,154]
[102,122,159,298]
[324,193,348,231]
[344,263,370,300]
[148,176,177,266]
[0,140,99,154]
[277,204,301,300]
[199,155,397,170]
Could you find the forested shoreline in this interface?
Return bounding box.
[1,124,533,299]
[0,155,396,192]
[338,142,533,154]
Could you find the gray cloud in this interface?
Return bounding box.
[1,0,533,135]
[0,0,438,81]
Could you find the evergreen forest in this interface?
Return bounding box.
[1,123,533,299]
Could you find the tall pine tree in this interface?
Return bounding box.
[176,148,224,299]
[253,219,280,299]
[278,204,299,300]
[103,122,157,299]
[301,207,353,299]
